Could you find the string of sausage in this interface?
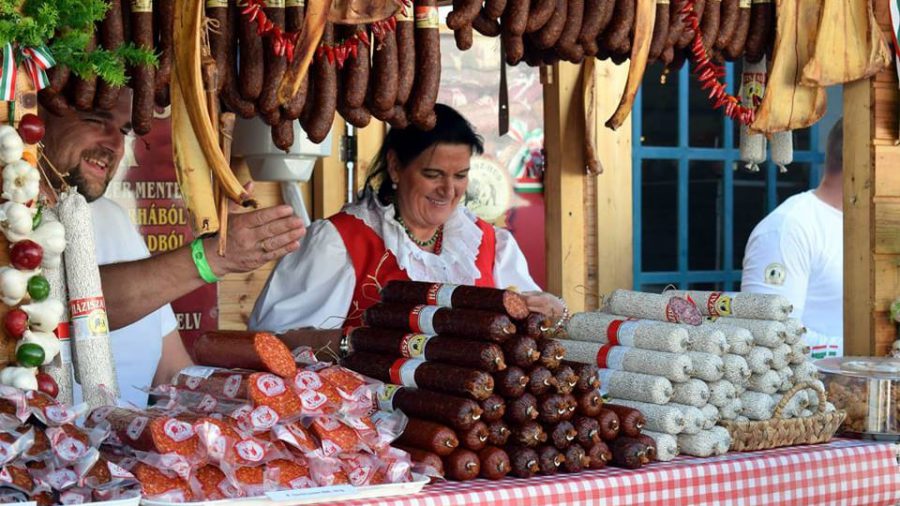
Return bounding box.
[130,0,155,135]
[96,0,126,110]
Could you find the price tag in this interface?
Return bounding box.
[265,485,355,502]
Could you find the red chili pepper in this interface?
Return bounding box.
[389,16,397,30]
[326,46,335,64]
[358,30,370,47]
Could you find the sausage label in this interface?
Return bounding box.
[206,0,228,6]
[750,0,771,3]
[399,333,431,358]
[198,394,219,412]
[695,292,740,317]
[131,0,152,13]
[286,0,306,6]
[126,416,149,441]
[414,6,439,28]
[595,345,625,370]
[388,358,422,388]
[426,283,458,307]
[408,305,438,335]
[294,371,324,391]
[267,0,286,6]
[256,374,287,397]
[299,389,328,411]
[235,440,266,462]
[163,419,195,442]
[739,0,751,6]
[396,7,414,21]
[224,374,243,398]
[606,319,638,347]
[377,384,400,411]
[249,406,279,431]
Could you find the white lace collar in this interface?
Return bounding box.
[343,194,485,284]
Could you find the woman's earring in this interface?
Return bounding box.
[391,181,398,190]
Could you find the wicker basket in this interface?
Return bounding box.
[719,382,847,452]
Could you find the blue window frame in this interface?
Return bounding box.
[632,62,828,293]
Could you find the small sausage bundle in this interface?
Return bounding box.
[348,328,507,372]
[342,352,494,400]
[380,281,530,319]
[191,331,298,377]
[363,303,516,342]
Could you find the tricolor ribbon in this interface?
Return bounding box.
[0,43,56,102]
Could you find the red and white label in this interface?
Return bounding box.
[126,416,149,440]
[69,297,106,318]
[299,389,328,411]
[348,465,372,486]
[46,468,78,489]
[89,406,113,424]
[426,283,458,307]
[388,358,422,388]
[198,394,219,412]
[250,406,279,430]
[606,319,638,347]
[256,374,286,397]
[235,439,265,462]
[45,405,72,424]
[163,419,195,442]
[316,417,341,431]
[399,333,431,358]
[320,439,340,457]
[108,462,132,479]
[408,305,438,335]
[55,437,87,461]
[294,371,323,391]
[224,374,243,398]
[0,467,10,483]
[185,376,203,390]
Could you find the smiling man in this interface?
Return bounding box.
[39,89,306,405]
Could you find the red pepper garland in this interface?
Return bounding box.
[680,0,755,126]
[240,0,398,66]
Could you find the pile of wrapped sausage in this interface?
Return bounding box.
[562,289,834,458]
[448,0,775,69]
[86,331,413,502]
[0,386,142,504]
[341,281,658,480]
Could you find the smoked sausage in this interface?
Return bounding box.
[363,303,516,342]
[396,418,459,456]
[342,352,494,400]
[192,330,298,377]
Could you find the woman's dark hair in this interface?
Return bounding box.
[362,104,484,204]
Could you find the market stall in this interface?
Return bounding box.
[0,0,892,504]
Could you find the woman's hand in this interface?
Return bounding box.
[521,291,567,323]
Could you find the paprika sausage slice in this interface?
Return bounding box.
[192,330,298,377]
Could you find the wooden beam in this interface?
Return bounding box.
[312,118,348,219]
[590,60,633,303]
[543,63,587,312]
[843,79,876,355]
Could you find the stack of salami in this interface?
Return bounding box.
[0,386,141,505]
[562,289,833,457]
[340,281,658,480]
[84,331,413,502]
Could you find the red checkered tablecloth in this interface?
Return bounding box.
[327,439,900,506]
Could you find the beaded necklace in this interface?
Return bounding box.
[395,213,443,250]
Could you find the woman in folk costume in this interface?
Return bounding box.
[249,104,565,336]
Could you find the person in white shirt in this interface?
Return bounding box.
[741,120,843,358]
[39,90,306,405]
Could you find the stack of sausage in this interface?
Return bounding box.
[0,386,142,505]
[340,281,658,480]
[82,331,414,501]
[446,0,776,70]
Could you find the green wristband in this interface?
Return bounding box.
[191,238,219,283]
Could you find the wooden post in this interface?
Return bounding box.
[543,63,587,312]
[589,60,633,306]
[313,118,348,219]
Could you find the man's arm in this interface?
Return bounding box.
[152,329,194,387]
[102,204,305,330]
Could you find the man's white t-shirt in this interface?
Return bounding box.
[71,197,178,408]
[741,190,843,357]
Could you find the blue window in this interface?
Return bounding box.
[632,62,833,293]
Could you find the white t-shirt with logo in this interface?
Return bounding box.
[70,197,178,408]
[741,190,843,357]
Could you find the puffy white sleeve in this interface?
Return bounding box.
[248,220,356,332]
[493,227,541,292]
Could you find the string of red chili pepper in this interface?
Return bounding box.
[680,0,755,126]
[241,0,398,65]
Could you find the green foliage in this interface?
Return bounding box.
[0,0,156,86]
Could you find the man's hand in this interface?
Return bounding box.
[207,184,307,276]
[520,291,566,321]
